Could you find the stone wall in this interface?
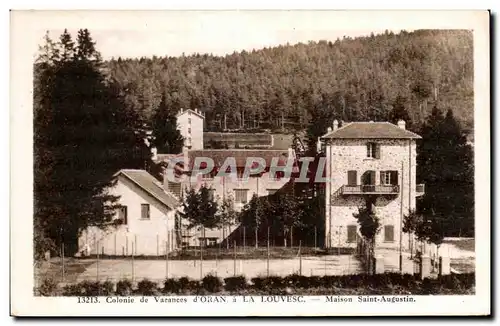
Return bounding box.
[325,138,418,249]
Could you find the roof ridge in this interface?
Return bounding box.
[118,170,178,209]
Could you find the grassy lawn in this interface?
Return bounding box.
[35,258,95,285]
[443,238,475,252]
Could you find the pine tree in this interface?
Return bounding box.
[151,95,184,154]
[388,95,413,129]
[177,186,220,231]
[417,106,474,236]
[34,29,151,255]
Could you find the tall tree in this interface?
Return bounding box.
[388,95,413,129]
[34,29,151,256]
[151,95,184,154]
[177,186,220,231]
[417,106,474,236]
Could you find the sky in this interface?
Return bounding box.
[34,11,412,60]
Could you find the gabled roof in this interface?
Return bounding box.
[176,108,205,119]
[204,132,273,148]
[115,169,179,209]
[321,121,422,139]
[186,149,295,170]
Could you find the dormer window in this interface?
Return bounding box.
[366,142,380,159]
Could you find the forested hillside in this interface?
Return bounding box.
[105,29,473,133]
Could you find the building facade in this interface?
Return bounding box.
[176,108,204,150]
[320,120,425,249]
[77,169,179,256]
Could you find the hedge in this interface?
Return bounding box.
[35,272,475,297]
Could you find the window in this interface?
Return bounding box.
[380,171,399,185]
[384,225,395,242]
[267,189,278,195]
[141,204,150,219]
[188,128,191,134]
[118,206,128,225]
[234,189,248,204]
[347,225,357,243]
[236,169,246,180]
[366,142,379,159]
[188,118,191,124]
[272,170,285,180]
[347,171,357,186]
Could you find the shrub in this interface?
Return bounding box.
[38,278,59,296]
[80,281,101,296]
[116,279,133,296]
[178,277,199,293]
[163,278,181,294]
[224,276,247,292]
[251,277,266,290]
[202,274,223,293]
[136,279,159,295]
[100,280,115,296]
[62,283,85,296]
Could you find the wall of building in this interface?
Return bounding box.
[177,110,204,150]
[325,138,417,249]
[78,175,177,256]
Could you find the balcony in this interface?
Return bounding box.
[339,184,400,196]
[416,184,425,196]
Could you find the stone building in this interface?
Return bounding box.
[320,120,425,249]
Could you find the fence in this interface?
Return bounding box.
[35,229,364,290]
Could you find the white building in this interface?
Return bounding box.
[176,108,204,150]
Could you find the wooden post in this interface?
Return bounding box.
[131,242,135,283]
[61,243,65,283]
[156,233,159,257]
[291,226,293,248]
[243,226,246,252]
[165,240,169,279]
[114,233,117,257]
[314,226,317,248]
[299,240,302,276]
[267,227,270,277]
[96,238,100,283]
[233,241,237,276]
[135,234,138,256]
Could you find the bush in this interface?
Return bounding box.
[178,277,199,293]
[202,274,223,293]
[100,280,115,296]
[224,276,247,292]
[38,278,59,296]
[136,279,159,295]
[80,281,102,296]
[62,283,85,296]
[163,279,181,294]
[116,279,133,296]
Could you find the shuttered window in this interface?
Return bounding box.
[380,171,399,185]
[118,206,128,225]
[234,189,248,204]
[347,171,357,186]
[141,204,150,219]
[384,225,395,242]
[347,225,357,243]
[367,142,381,159]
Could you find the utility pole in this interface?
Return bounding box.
[399,161,404,273]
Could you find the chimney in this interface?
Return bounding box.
[397,120,406,130]
[180,108,184,114]
[327,127,332,133]
[333,120,339,131]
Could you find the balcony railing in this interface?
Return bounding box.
[416,184,425,196]
[339,184,400,195]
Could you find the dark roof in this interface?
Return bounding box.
[187,149,294,170]
[321,122,421,139]
[204,132,273,148]
[116,169,179,209]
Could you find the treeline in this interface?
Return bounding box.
[105,29,473,133]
